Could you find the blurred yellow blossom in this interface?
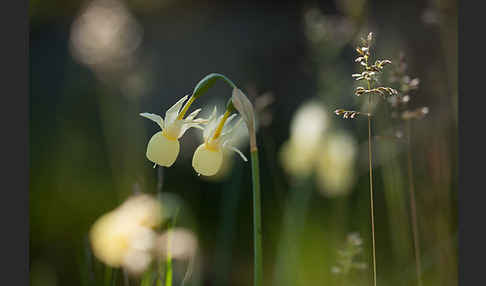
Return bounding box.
[89,194,163,274]
[279,100,357,196]
[155,228,198,261]
[316,132,357,197]
[280,101,329,177]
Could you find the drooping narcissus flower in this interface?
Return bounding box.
[140,95,206,167]
[192,106,248,176]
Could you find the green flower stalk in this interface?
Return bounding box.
[189,74,263,286]
[232,87,262,286]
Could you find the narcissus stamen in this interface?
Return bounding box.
[211,109,231,141]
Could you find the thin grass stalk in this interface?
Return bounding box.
[165,227,173,286]
[104,266,113,286]
[367,96,377,286]
[156,259,164,286]
[140,268,155,286]
[165,209,179,286]
[406,120,423,286]
[251,150,263,286]
[368,116,377,286]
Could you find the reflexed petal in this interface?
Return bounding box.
[178,122,204,138]
[227,144,248,162]
[192,144,223,176]
[146,131,180,167]
[185,108,202,120]
[221,117,243,141]
[189,118,208,124]
[223,114,237,130]
[203,107,219,140]
[140,113,164,129]
[165,95,188,128]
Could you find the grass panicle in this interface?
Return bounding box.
[334,32,396,286]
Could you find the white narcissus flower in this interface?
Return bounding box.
[192,107,248,176]
[140,95,206,167]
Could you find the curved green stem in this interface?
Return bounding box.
[179,73,237,120]
[192,73,238,100]
[191,73,262,286]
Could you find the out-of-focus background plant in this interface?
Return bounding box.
[30,0,457,285]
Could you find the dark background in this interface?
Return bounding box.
[29,0,457,285]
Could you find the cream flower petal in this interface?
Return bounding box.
[165,95,188,128]
[227,144,248,162]
[203,107,219,140]
[221,117,243,141]
[222,114,237,131]
[185,108,202,120]
[140,113,164,129]
[206,113,227,140]
[178,122,205,138]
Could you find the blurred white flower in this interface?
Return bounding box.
[279,139,319,178]
[141,95,206,167]
[289,101,329,149]
[280,101,329,178]
[89,194,162,274]
[316,132,357,197]
[279,100,357,195]
[70,0,142,68]
[155,228,198,261]
[116,193,163,228]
